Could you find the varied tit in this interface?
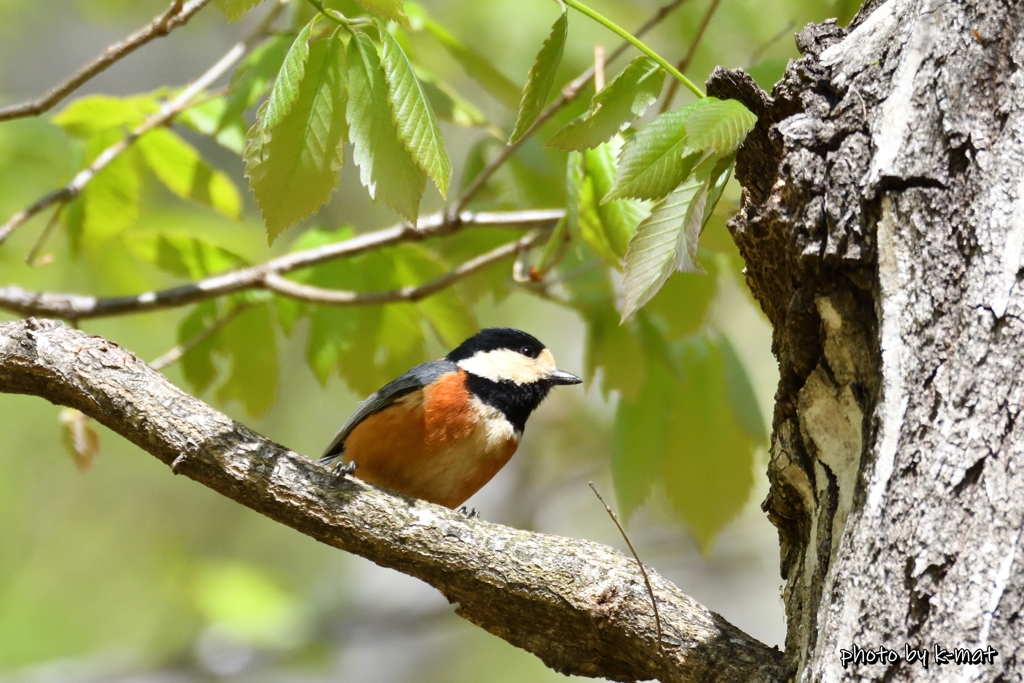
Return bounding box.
[319,328,582,509]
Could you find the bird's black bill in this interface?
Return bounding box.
[548,369,583,385]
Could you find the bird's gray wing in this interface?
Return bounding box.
[319,360,459,463]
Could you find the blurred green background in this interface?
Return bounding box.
[0,0,849,679]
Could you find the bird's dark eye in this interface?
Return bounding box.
[519,345,538,358]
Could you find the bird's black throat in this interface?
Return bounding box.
[464,373,552,433]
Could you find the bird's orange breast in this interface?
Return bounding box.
[341,370,520,508]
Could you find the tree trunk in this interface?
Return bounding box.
[709,0,1024,680]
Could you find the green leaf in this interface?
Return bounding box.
[611,326,757,549]
[379,23,451,197]
[509,11,568,144]
[346,31,426,221]
[262,18,315,132]
[354,0,409,26]
[392,246,477,347]
[662,335,755,552]
[643,254,718,339]
[418,15,521,109]
[219,35,293,132]
[418,71,492,131]
[245,36,349,242]
[612,336,671,518]
[746,59,787,92]
[214,0,264,21]
[215,304,279,417]
[64,130,140,254]
[179,302,221,393]
[604,101,704,202]
[585,303,647,400]
[620,157,719,320]
[138,128,241,218]
[718,334,768,442]
[583,141,648,259]
[548,57,664,151]
[53,94,157,137]
[127,233,247,280]
[683,97,757,156]
[177,97,248,155]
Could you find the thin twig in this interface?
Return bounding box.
[452,0,692,214]
[0,0,213,122]
[747,21,795,67]
[658,0,721,114]
[588,482,666,668]
[263,231,548,305]
[0,0,288,247]
[25,205,65,267]
[149,303,252,370]
[0,209,564,320]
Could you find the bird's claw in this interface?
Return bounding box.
[457,505,480,519]
[333,461,357,479]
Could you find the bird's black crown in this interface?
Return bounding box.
[445,327,545,363]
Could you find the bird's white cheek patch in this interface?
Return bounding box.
[457,348,557,384]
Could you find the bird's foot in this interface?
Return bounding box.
[333,461,357,480]
[457,505,480,519]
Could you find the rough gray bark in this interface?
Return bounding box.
[709,0,1024,680]
[0,318,785,683]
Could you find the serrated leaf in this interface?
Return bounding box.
[138,128,241,218]
[605,101,705,202]
[583,140,648,259]
[509,11,568,143]
[620,157,719,320]
[127,233,247,280]
[245,36,349,242]
[214,0,263,21]
[379,23,451,197]
[220,35,292,129]
[548,57,664,151]
[354,0,409,26]
[346,32,426,221]
[419,16,521,109]
[262,18,315,132]
[418,71,492,131]
[684,97,757,155]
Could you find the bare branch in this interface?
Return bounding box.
[263,231,547,305]
[0,0,214,123]
[0,209,564,320]
[0,0,288,247]
[658,0,722,114]
[452,0,692,214]
[0,318,787,683]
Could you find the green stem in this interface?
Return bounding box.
[560,0,705,99]
[304,0,348,27]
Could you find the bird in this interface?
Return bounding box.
[319,328,582,509]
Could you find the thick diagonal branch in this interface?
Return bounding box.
[0,319,786,683]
